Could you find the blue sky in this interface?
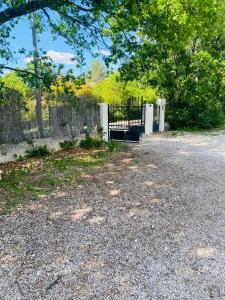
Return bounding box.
[4,17,110,75]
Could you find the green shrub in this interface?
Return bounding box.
[167,97,224,130]
[79,133,103,149]
[13,153,25,162]
[160,52,225,130]
[25,145,51,158]
[25,136,34,147]
[108,140,129,151]
[17,155,25,162]
[59,138,78,150]
[107,140,121,151]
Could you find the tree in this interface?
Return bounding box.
[0,1,112,73]
[30,8,44,137]
[93,72,156,104]
[123,80,156,101]
[89,60,105,83]
[2,72,39,122]
[45,77,79,107]
[93,72,124,104]
[2,72,29,98]
[105,0,225,129]
[0,1,113,136]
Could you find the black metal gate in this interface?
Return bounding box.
[108,98,145,142]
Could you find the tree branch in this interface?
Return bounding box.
[42,8,74,45]
[0,65,42,79]
[55,9,110,50]
[0,0,94,26]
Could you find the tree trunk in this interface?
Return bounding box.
[31,8,44,138]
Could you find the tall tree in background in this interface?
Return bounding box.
[106,0,225,129]
[93,72,156,104]
[30,5,44,137]
[89,60,105,83]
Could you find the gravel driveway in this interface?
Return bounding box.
[1,131,225,299]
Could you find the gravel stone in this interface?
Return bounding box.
[1,131,225,299]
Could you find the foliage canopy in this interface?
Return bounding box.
[105,0,225,128]
[0,0,112,73]
[93,72,156,104]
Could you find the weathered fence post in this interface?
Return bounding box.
[99,103,109,142]
[157,99,166,132]
[145,103,154,134]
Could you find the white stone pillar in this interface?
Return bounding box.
[145,103,154,134]
[156,99,166,132]
[159,105,165,132]
[99,103,109,142]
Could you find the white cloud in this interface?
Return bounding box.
[24,50,76,65]
[24,56,33,63]
[46,50,76,64]
[96,49,111,56]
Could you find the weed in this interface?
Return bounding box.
[107,140,129,151]
[97,127,103,139]
[59,139,78,150]
[0,139,128,214]
[25,145,51,158]
[80,133,103,149]
[13,153,25,161]
[16,155,25,162]
[25,136,34,147]
[133,158,140,164]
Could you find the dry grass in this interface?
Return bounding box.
[0,145,131,214]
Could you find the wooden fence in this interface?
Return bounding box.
[0,96,100,144]
[0,101,24,144]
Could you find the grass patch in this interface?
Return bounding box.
[0,144,126,214]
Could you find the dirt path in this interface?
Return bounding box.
[1,132,225,299]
